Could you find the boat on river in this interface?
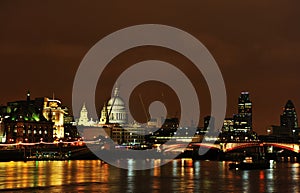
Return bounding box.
[229,156,274,170]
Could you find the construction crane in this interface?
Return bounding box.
[105,95,117,124]
[139,94,149,122]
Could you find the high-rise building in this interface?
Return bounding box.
[267,100,299,139]
[280,100,298,129]
[233,92,252,132]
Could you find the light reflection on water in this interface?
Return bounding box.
[0,160,299,192]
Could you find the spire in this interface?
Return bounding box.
[82,102,87,111]
[79,103,88,116]
[113,86,119,97]
[285,100,295,109]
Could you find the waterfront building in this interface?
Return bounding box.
[0,118,6,143]
[146,118,179,144]
[111,123,147,145]
[218,92,256,142]
[63,108,79,140]
[42,96,67,139]
[4,117,53,143]
[0,93,54,143]
[64,123,80,140]
[0,92,71,143]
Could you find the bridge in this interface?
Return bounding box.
[220,142,300,153]
[162,142,300,154]
[4,140,299,155]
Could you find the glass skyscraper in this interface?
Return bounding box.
[233,92,252,132]
[280,100,298,129]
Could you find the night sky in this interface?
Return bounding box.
[1,1,300,134]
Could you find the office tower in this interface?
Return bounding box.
[233,92,252,132]
[280,100,298,129]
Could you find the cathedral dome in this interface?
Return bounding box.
[107,96,125,107]
[100,86,128,125]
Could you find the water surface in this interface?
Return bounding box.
[0,159,299,192]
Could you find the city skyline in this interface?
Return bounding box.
[1,1,300,134]
[0,89,297,136]
[1,2,300,192]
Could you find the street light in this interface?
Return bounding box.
[292,129,296,143]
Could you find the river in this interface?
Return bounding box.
[0,159,299,192]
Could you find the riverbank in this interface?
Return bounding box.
[1,146,300,163]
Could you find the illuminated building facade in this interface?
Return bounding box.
[218,92,256,142]
[5,119,53,143]
[77,103,97,126]
[0,118,6,143]
[78,103,89,125]
[42,97,67,139]
[99,87,127,125]
[0,93,71,143]
[111,124,146,145]
[233,92,252,132]
[76,86,165,145]
[0,93,54,143]
[222,118,234,132]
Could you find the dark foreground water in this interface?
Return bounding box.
[0,159,299,192]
